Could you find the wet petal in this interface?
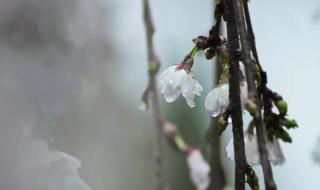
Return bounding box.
[244,133,260,165]
[225,139,234,161]
[225,133,260,166]
[205,84,229,117]
[205,88,221,117]
[217,84,229,113]
[182,75,196,108]
[193,79,203,96]
[163,69,186,102]
[267,138,285,165]
[159,65,176,93]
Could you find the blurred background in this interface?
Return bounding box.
[0,0,319,189]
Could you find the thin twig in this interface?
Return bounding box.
[231,0,277,189]
[223,0,247,189]
[209,3,226,189]
[142,0,167,189]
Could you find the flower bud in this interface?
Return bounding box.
[283,119,298,129]
[246,100,258,117]
[218,117,228,135]
[163,122,177,136]
[245,166,259,190]
[204,47,216,60]
[148,60,160,76]
[186,149,210,190]
[275,100,287,115]
[276,129,292,143]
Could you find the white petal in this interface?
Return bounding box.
[225,133,260,166]
[193,79,203,96]
[182,75,196,108]
[225,139,234,161]
[185,95,196,108]
[205,84,229,117]
[163,69,186,102]
[244,133,260,165]
[159,65,176,93]
[217,84,229,112]
[267,138,285,165]
[205,89,220,117]
[187,149,210,190]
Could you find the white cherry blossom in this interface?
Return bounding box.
[205,82,248,117]
[186,149,210,190]
[159,65,203,108]
[226,132,285,166]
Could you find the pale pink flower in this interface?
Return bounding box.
[186,149,210,190]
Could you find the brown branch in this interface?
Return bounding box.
[223,0,247,189]
[230,0,277,189]
[142,0,167,190]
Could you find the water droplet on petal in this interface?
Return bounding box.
[138,102,148,111]
[205,88,221,117]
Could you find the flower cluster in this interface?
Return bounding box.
[157,41,297,168]
[159,63,203,108]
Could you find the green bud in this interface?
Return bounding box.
[204,48,216,60]
[218,117,228,135]
[246,101,258,117]
[276,129,292,143]
[148,61,160,76]
[255,72,262,85]
[283,119,298,129]
[275,100,288,115]
[174,135,188,152]
[245,166,260,190]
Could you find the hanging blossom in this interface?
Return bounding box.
[205,62,248,117]
[205,82,248,117]
[186,148,210,190]
[225,132,285,166]
[159,53,203,108]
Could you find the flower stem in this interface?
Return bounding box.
[190,46,200,58]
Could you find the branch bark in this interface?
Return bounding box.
[142,0,167,189]
[231,0,277,189]
[223,0,247,189]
